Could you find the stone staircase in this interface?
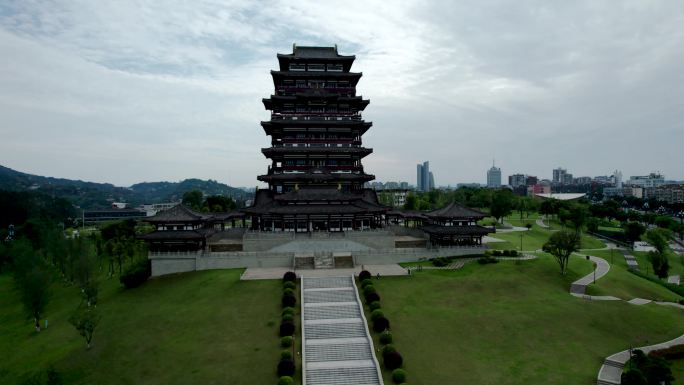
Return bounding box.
[301,276,383,385]
[314,252,334,269]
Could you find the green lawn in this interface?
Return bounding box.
[0,270,284,385]
[632,250,684,278]
[583,250,683,302]
[672,359,684,384]
[363,256,684,385]
[488,222,605,252]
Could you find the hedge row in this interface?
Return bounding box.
[278,272,297,384]
[358,270,409,384]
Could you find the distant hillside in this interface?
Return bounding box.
[0,165,251,210]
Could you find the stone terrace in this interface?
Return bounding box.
[301,276,383,385]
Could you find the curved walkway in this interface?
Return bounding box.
[535,216,549,228]
[597,334,684,385]
[565,254,684,384]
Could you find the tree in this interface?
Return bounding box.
[403,194,418,210]
[542,230,580,275]
[12,241,52,331]
[490,189,514,224]
[586,217,600,233]
[69,305,100,349]
[182,190,203,210]
[566,204,588,235]
[645,229,672,278]
[624,222,646,245]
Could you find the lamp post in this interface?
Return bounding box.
[676,210,684,240]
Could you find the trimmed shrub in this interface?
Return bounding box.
[373,316,390,333]
[361,279,374,288]
[379,331,393,345]
[650,344,684,360]
[283,271,296,282]
[282,307,295,317]
[370,309,384,322]
[359,270,371,280]
[279,321,295,337]
[365,292,380,304]
[281,314,294,323]
[381,344,396,356]
[383,350,403,370]
[278,376,294,385]
[283,288,295,297]
[510,250,518,256]
[477,257,488,265]
[369,301,381,311]
[277,359,295,377]
[280,350,293,360]
[432,257,448,267]
[363,285,377,296]
[283,281,296,290]
[119,259,151,289]
[392,368,407,384]
[280,336,293,348]
[282,293,296,307]
[492,250,502,256]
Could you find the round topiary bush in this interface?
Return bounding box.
[283,288,295,297]
[391,368,407,384]
[359,270,371,281]
[370,309,384,322]
[280,336,293,348]
[373,316,390,333]
[282,293,296,307]
[283,281,296,290]
[282,314,294,323]
[365,292,380,304]
[278,376,294,385]
[279,321,295,337]
[361,279,373,288]
[281,350,293,360]
[283,271,297,282]
[369,301,381,311]
[383,351,403,370]
[379,330,393,345]
[277,359,296,377]
[363,285,376,296]
[282,307,295,317]
[381,344,396,356]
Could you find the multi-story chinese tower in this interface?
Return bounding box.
[244,45,388,232]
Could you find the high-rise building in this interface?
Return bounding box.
[508,174,526,188]
[487,161,502,188]
[613,170,623,188]
[416,161,431,192]
[245,45,387,232]
[553,167,567,184]
[429,172,435,191]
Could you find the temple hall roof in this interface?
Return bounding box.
[145,204,211,223]
[425,202,487,220]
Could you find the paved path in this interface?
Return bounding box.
[570,255,611,295]
[240,264,407,280]
[668,275,680,285]
[623,252,639,270]
[301,276,383,385]
[535,216,549,228]
[597,334,684,385]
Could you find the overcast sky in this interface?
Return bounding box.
[1,1,683,187]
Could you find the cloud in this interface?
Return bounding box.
[1,0,683,187]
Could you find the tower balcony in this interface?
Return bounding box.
[269,165,364,173]
[278,138,362,146]
[271,113,362,121]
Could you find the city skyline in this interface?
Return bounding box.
[1,2,684,187]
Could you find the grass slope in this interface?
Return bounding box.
[0,270,281,385]
[366,256,683,385]
[584,250,682,302]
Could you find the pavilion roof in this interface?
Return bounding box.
[421,224,493,236]
[425,202,487,220]
[145,204,211,223]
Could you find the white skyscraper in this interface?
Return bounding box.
[487,160,502,188]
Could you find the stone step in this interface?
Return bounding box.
[304,290,357,304]
[303,277,354,289]
[305,343,373,362]
[305,322,366,339]
[306,367,381,385]
[603,358,625,368]
[304,304,361,320]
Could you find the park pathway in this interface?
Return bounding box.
[300,276,383,385]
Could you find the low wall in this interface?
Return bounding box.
[149,246,487,277]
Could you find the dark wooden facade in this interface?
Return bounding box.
[247,45,388,231]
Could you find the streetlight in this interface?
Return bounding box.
[676,210,684,240]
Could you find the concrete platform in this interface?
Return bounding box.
[240,264,408,280]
